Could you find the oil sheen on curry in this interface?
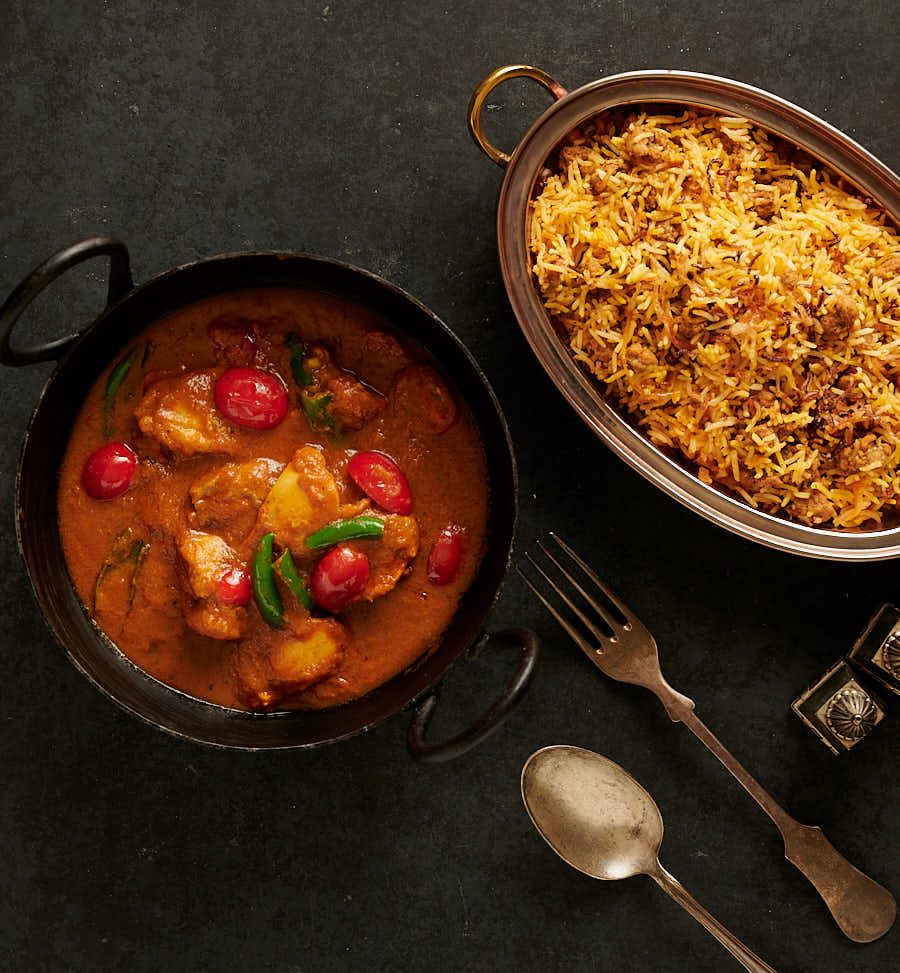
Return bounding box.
[57,289,489,711]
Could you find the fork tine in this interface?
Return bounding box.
[535,539,622,633]
[523,553,611,644]
[548,531,632,623]
[515,567,597,655]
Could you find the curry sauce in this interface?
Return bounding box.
[57,289,489,710]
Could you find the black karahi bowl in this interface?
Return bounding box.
[1,238,538,757]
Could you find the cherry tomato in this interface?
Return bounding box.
[427,526,465,585]
[391,364,457,435]
[216,567,251,607]
[214,367,288,429]
[347,450,412,515]
[81,442,138,500]
[310,545,370,613]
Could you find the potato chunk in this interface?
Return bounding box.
[255,446,341,549]
[235,617,347,709]
[190,458,284,546]
[135,368,238,456]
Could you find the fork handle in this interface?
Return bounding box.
[667,700,896,942]
[781,822,897,943]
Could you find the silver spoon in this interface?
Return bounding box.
[521,745,778,973]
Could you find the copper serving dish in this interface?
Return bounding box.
[469,65,900,561]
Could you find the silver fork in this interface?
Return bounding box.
[518,532,896,944]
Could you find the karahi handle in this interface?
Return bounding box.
[0,236,133,366]
[407,627,540,762]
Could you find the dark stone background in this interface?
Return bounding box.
[1,2,897,970]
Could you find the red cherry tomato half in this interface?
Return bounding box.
[427,526,465,585]
[391,364,457,435]
[81,442,138,500]
[347,450,412,515]
[214,367,288,429]
[216,567,251,607]
[310,545,370,613]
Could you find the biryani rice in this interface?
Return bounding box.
[529,108,900,529]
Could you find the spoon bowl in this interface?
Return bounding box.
[521,745,663,881]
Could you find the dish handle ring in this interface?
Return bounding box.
[406,627,540,762]
[467,64,568,168]
[0,236,134,366]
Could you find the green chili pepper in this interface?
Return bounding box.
[305,515,385,550]
[93,527,148,611]
[252,532,284,628]
[103,346,141,437]
[301,391,336,432]
[286,334,314,388]
[286,335,338,432]
[273,549,313,611]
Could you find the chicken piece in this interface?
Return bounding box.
[208,316,258,366]
[751,180,794,219]
[179,530,237,597]
[788,492,837,527]
[135,368,238,456]
[361,331,412,389]
[579,333,614,367]
[836,435,893,474]
[361,514,419,600]
[817,294,858,343]
[235,617,347,709]
[390,364,457,435]
[301,342,385,432]
[589,172,606,194]
[185,599,248,640]
[178,529,247,639]
[323,370,385,430]
[620,122,674,169]
[255,446,341,550]
[190,458,284,545]
[132,460,192,534]
[625,343,657,370]
[875,254,900,279]
[363,330,408,366]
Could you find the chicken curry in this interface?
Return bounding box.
[57,289,489,710]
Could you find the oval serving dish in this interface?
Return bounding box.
[470,66,900,561]
[0,239,538,754]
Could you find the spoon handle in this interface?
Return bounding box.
[651,866,778,973]
[670,702,896,942]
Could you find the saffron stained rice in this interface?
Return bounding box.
[529,108,900,528]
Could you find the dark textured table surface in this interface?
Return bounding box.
[2,2,898,971]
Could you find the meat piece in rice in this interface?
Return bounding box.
[620,122,674,169]
[817,294,858,343]
[788,493,836,526]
